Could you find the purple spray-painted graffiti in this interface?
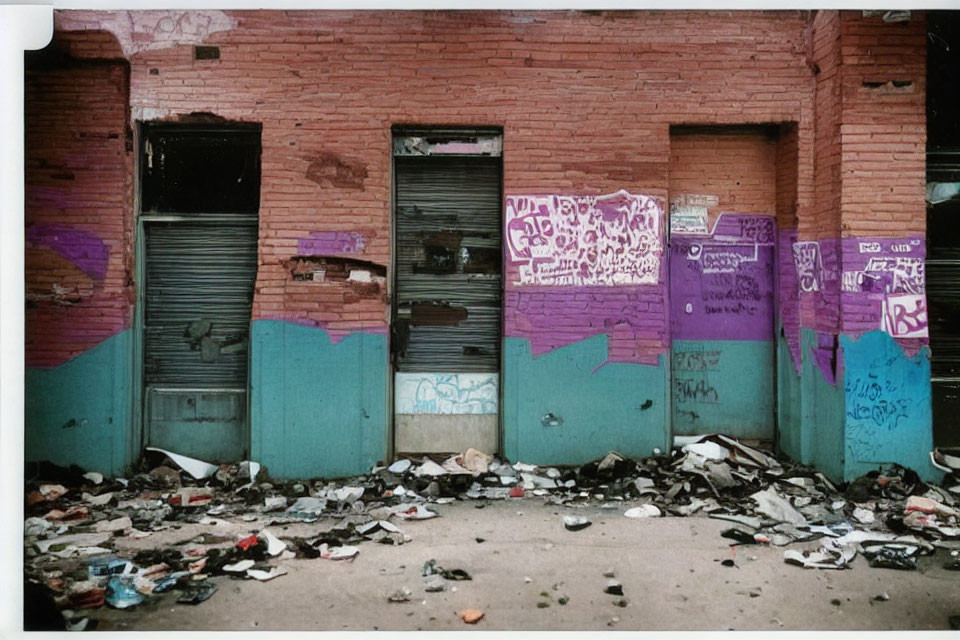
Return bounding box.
[792,236,928,343]
[504,286,666,366]
[670,214,776,342]
[505,191,662,286]
[779,229,802,372]
[298,231,366,256]
[26,224,109,282]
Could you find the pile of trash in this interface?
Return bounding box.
[22,437,960,629]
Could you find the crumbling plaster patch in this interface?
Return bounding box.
[55,10,237,57]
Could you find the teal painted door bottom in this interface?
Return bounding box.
[146,387,247,463]
[672,339,775,440]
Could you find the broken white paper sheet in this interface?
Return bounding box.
[145,447,218,480]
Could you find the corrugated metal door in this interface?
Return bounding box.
[144,222,258,462]
[928,151,960,448]
[140,123,260,463]
[392,133,502,454]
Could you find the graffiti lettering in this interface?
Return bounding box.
[858,242,882,254]
[700,245,757,274]
[674,378,719,404]
[845,375,911,432]
[395,373,498,415]
[673,350,721,372]
[505,192,662,286]
[792,241,822,293]
[735,216,775,245]
[881,294,929,338]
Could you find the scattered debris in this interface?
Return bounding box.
[460,608,484,624]
[388,587,412,603]
[563,515,591,531]
[21,438,960,623]
[604,580,624,596]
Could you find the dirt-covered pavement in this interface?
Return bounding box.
[76,499,959,631]
[21,441,960,631]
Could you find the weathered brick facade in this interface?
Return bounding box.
[24,9,936,480]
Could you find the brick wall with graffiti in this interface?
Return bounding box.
[24,59,133,368]
[504,192,666,366]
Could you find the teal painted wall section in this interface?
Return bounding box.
[671,340,775,439]
[776,329,803,461]
[250,320,387,479]
[25,330,134,476]
[800,329,846,482]
[841,331,941,483]
[503,335,669,464]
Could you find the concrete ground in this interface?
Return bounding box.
[84,499,958,631]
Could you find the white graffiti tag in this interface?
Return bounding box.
[881,294,929,338]
[792,241,823,293]
[842,257,925,295]
[505,191,662,286]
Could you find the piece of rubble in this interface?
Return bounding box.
[460,608,484,624]
[36,533,111,554]
[461,448,493,474]
[286,496,326,520]
[388,587,412,603]
[388,459,412,474]
[424,575,446,592]
[393,504,437,520]
[563,515,591,531]
[259,529,287,557]
[853,507,876,525]
[414,460,447,477]
[176,583,217,605]
[604,580,624,596]
[905,495,959,519]
[263,496,287,512]
[246,567,288,581]
[81,491,114,507]
[624,505,661,518]
[105,576,143,609]
[750,487,807,525]
[94,516,132,533]
[864,544,918,570]
[82,472,104,485]
[682,441,729,461]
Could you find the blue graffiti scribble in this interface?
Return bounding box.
[413,375,497,415]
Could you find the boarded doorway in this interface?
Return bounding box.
[391,128,503,455]
[668,126,778,440]
[140,123,260,463]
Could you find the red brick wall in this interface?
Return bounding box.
[24,58,133,368]
[669,130,779,230]
[44,9,927,354]
[838,11,926,237]
[52,9,817,337]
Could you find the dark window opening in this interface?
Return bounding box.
[141,123,261,214]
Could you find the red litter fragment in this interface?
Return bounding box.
[754,534,771,544]
[236,535,259,551]
[509,486,524,498]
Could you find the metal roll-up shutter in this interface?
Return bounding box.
[144,221,258,387]
[927,151,960,447]
[394,155,502,373]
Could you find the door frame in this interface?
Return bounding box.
[387,125,505,458]
[134,121,260,463]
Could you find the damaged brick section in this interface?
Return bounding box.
[305,153,368,190]
[283,255,387,300]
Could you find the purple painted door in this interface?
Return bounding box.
[669,214,777,439]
